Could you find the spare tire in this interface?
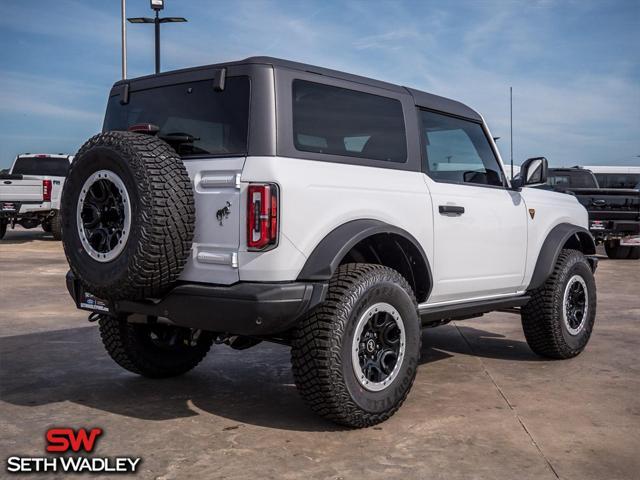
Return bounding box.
[61,131,195,300]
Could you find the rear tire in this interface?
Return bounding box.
[0,220,6,240]
[521,249,596,359]
[61,131,195,300]
[50,212,63,240]
[627,246,640,260]
[291,264,421,428]
[41,220,51,233]
[604,240,630,259]
[98,315,214,378]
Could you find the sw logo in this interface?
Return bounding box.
[46,427,103,453]
[5,427,141,474]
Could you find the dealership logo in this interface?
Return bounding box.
[46,428,103,453]
[5,427,141,474]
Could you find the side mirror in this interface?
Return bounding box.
[512,157,548,189]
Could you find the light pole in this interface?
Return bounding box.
[128,0,187,75]
[121,0,127,79]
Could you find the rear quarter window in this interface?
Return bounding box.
[292,80,407,163]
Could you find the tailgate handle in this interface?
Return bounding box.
[439,205,465,216]
[199,173,241,189]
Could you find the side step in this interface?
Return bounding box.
[419,296,531,326]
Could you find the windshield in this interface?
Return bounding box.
[594,173,640,189]
[12,157,69,176]
[103,77,250,157]
[547,170,598,189]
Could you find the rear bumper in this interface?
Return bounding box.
[66,271,328,336]
[0,201,53,218]
[589,219,640,241]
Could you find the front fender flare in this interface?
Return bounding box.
[528,223,596,290]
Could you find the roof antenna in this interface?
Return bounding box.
[510,86,514,180]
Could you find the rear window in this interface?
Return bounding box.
[103,77,250,157]
[12,157,69,177]
[594,173,640,189]
[292,80,407,163]
[547,170,598,189]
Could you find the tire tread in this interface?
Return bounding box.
[291,263,420,428]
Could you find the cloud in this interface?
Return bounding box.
[0,0,637,167]
[0,72,103,124]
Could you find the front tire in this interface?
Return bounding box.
[604,240,630,259]
[98,316,214,378]
[291,264,421,428]
[627,246,640,260]
[521,249,596,359]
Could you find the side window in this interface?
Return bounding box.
[419,109,504,187]
[292,80,407,163]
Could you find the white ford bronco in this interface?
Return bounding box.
[61,57,598,428]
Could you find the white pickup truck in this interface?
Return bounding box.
[0,154,72,240]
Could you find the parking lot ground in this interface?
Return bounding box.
[1,227,639,480]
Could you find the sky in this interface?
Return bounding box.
[0,0,638,169]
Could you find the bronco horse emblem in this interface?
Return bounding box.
[216,201,232,226]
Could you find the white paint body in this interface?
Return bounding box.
[178,147,588,306]
[0,154,72,215]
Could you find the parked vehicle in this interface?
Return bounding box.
[61,57,598,427]
[586,165,640,190]
[0,154,72,240]
[542,167,640,259]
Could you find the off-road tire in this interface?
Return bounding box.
[50,212,63,240]
[61,131,195,300]
[604,240,630,259]
[291,264,421,428]
[0,220,6,240]
[98,315,214,378]
[626,246,640,260]
[521,249,596,359]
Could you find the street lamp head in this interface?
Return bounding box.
[128,17,154,23]
[150,0,164,11]
[160,17,188,23]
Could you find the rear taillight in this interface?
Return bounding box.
[247,183,279,251]
[43,179,52,202]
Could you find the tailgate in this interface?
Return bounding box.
[0,177,43,202]
[178,157,245,285]
[571,188,640,222]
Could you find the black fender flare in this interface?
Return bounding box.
[528,223,596,290]
[297,219,433,294]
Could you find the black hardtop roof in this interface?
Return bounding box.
[113,56,482,121]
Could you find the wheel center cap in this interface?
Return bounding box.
[366,339,376,353]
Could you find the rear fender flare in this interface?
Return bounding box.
[296,219,432,298]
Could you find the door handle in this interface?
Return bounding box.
[439,205,465,216]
